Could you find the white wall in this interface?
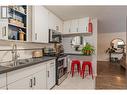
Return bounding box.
[0,41,54,66]
[96,9,127,61]
[98,32,126,61]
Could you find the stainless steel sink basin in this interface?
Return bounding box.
[0,58,42,68]
[0,59,32,68]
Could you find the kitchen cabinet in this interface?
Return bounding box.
[0,19,8,40]
[48,11,63,33]
[32,69,47,89]
[8,69,47,89]
[70,19,79,33]
[78,17,89,33]
[63,20,71,34]
[32,6,49,43]
[7,61,47,89]
[7,75,33,89]
[0,86,7,90]
[46,60,56,89]
[0,73,7,89]
[0,6,28,41]
[63,17,90,34]
[32,6,63,43]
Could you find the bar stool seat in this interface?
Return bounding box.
[81,61,94,79]
[71,60,81,77]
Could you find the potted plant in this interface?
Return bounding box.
[82,43,95,56]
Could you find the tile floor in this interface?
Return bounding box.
[53,72,95,90]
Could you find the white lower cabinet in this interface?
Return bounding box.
[7,69,47,90]
[46,60,56,89]
[7,62,47,90]
[32,69,47,89]
[7,76,33,89]
[6,59,56,90]
[0,73,7,89]
[0,86,7,90]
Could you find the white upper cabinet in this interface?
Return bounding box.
[63,17,91,34]
[0,19,8,40]
[70,19,79,33]
[78,17,89,33]
[32,6,49,43]
[32,6,63,43]
[63,20,71,34]
[48,11,63,32]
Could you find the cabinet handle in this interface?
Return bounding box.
[47,71,49,77]
[50,62,54,65]
[77,28,78,32]
[69,28,70,32]
[33,77,36,86]
[29,79,33,88]
[35,33,37,40]
[86,27,87,32]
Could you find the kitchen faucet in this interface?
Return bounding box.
[12,44,20,66]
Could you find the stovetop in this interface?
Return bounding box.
[44,53,67,60]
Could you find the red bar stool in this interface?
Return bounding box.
[71,60,81,77]
[81,61,94,79]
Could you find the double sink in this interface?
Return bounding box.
[0,58,43,68]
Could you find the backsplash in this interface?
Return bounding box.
[62,36,96,54]
[0,41,54,63]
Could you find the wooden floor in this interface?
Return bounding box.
[96,61,127,89]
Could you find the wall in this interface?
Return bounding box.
[98,32,126,61]
[0,41,54,66]
[96,8,127,61]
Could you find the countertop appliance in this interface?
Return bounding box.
[49,29,62,43]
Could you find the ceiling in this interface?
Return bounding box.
[45,6,127,21]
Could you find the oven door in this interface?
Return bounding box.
[49,29,62,43]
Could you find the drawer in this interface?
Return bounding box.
[0,73,6,88]
[7,62,47,85]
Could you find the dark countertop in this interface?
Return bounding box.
[65,53,86,56]
[0,56,56,74]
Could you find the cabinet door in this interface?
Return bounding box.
[63,20,71,34]
[78,18,88,33]
[0,19,8,40]
[32,66,47,89]
[48,11,63,32]
[47,61,56,89]
[0,73,6,88]
[8,76,33,90]
[0,86,7,90]
[32,6,49,43]
[70,19,78,33]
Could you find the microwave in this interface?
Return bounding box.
[49,29,62,43]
